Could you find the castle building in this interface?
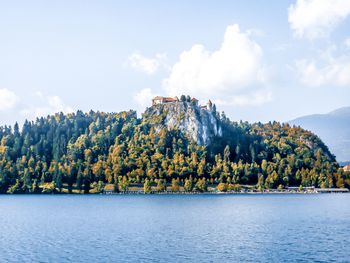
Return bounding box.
[152,96,212,110]
[152,96,179,105]
[191,98,199,105]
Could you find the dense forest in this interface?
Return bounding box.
[0,100,349,194]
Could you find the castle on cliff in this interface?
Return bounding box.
[152,96,213,111]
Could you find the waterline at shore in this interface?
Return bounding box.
[102,188,349,195]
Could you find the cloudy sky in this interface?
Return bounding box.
[0,0,350,125]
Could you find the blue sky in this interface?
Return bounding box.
[0,0,349,125]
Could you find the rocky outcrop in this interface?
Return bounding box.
[143,101,222,146]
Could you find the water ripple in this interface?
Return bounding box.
[0,194,349,262]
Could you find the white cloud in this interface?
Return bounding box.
[215,90,272,107]
[296,55,350,87]
[21,93,73,120]
[0,88,19,111]
[162,24,269,106]
[288,0,350,39]
[133,88,156,107]
[345,37,350,48]
[246,28,265,37]
[35,91,44,98]
[295,60,325,87]
[128,52,167,75]
[47,95,73,113]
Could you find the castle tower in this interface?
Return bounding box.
[207,99,213,110]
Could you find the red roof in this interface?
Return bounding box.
[344,165,350,172]
[153,96,178,102]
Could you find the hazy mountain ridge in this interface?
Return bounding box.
[289,106,350,162]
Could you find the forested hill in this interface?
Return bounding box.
[0,98,348,194]
[290,106,350,162]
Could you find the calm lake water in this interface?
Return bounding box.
[0,194,349,263]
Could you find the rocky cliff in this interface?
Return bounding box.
[143,101,222,146]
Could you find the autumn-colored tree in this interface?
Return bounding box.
[144,178,152,194]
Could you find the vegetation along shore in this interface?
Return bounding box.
[0,95,349,194]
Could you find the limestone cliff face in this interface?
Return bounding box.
[143,101,222,146]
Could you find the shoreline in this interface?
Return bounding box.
[101,186,350,195]
[1,192,348,196]
[101,190,349,195]
[2,187,348,195]
[1,191,348,195]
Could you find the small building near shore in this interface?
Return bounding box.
[316,188,349,193]
[343,165,350,172]
[288,186,315,191]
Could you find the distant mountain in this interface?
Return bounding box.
[289,106,350,162]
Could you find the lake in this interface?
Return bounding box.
[0,194,349,262]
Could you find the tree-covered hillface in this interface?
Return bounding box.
[0,99,348,194]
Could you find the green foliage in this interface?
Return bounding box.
[184,178,193,192]
[171,178,180,192]
[156,179,166,192]
[0,106,344,194]
[228,183,241,192]
[7,179,21,194]
[96,181,105,193]
[194,178,207,192]
[41,182,56,194]
[217,182,227,192]
[119,176,129,192]
[144,178,152,194]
